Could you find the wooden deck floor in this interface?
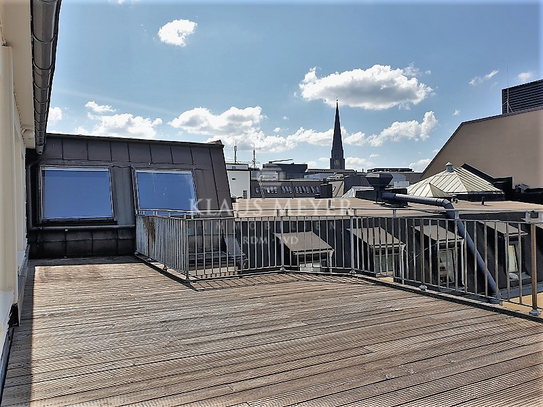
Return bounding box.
[3,256,543,406]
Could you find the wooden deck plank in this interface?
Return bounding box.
[6,307,501,379]
[456,374,543,407]
[2,256,542,406]
[157,328,541,407]
[4,318,532,404]
[249,331,543,407]
[293,352,541,407]
[13,288,432,335]
[401,363,543,407]
[5,309,503,392]
[7,312,530,390]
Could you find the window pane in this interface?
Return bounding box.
[508,244,519,272]
[136,171,196,212]
[375,252,396,273]
[438,249,455,284]
[43,168,112,219]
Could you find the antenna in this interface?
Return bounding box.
[234,145,238,163]
[252,148,257,169]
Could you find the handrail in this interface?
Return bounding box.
[135,212,542,316]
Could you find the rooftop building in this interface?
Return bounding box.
[423,86,543,192]
[502,78,543,114]
[408,162,505,201]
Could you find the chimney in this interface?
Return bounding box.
[446,162,454,173]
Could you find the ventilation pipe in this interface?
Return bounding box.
[31,0,62,154]
[382,192,500,300]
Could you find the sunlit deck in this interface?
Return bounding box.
[3,257,543,406]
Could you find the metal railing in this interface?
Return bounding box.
[135,210,542,316]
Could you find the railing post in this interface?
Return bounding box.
[280,214,285,272]
[529,222,540,317]
[349,215,355,275]
[184,214,189,280]
[419,221,427,291]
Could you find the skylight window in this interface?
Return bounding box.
[42,167,113,220]
[135,170,196,213]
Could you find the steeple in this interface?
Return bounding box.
[330,100,345,170]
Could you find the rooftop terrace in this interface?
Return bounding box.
[2,256,542,405]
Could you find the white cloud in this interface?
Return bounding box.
[169,106,264,137]
[346,157,374,171]
[282,116,289,120]
[344,111,438,147]
[409,158,432,171]
[453,109,460,116]
[158,19,197,47]
[403,63,423,77]
[469,69,499,86]
[169,106,296,153]
[48,107,63,126]
[83,101,162,138]
[343,131,366,145]
[306,161,318,168]
[517,71,534,83]
[318,157,329,162]
[74,126,90,135]
[168,106,350,153]
[85,101,116,114]
[169,105,435,154]
[299,64,432,110]
[286,127,334,146]
[369,153,379,158]
[92,114,162,139]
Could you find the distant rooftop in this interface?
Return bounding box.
[233,196,542,217]
[368,168,415,173]
[409,163,504,199]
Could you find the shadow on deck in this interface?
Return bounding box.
[2,256,543,406]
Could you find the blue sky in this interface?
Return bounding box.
[48,0,541,172]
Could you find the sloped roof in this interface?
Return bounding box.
[482,222,527,237]
[414,225,459,242]
[275,232,333,255]
[350,227,403,247]
[408,165,503,198]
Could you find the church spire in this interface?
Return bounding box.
[330,100,345,170]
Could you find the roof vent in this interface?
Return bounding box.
[446,162,454,172]
[366,172,393,202]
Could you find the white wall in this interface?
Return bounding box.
[0,45,26,347]
[423,109,543,188]
[227,170,251,199]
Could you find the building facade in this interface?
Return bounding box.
[423,107,543,190]
[27,134,232,258]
